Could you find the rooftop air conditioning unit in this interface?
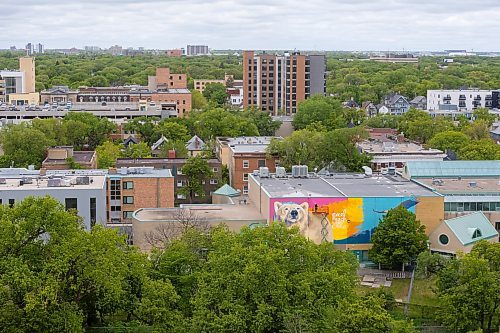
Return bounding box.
[275,167,286,178]
[0,178,6,185]
[468,181,477,188]
[22,177,33,184]
[76,176,90,185]
[259,167,269,178]
[253,170,259,176]
[291,165,301,178]
[47,179,61,187]
[119,168,128,175]
[299,165,308,178]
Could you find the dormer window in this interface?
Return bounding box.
[472,229,482,239]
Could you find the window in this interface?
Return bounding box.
[210,179,218,185]
[439,234,449,245]
[123,196,134,204]
[243,160,249,168]
[243,185,249,194]
[212,167,219,173]
[122,181,134,190]
[8,199,14,208]
[90,198,96,227]
[110,179,121,200]
[177,194,186,199]
[123,211,134,219]
[65,198,77,211]
[110,205,121,212]
[177,180,184,187]
[258,159,266,168]
[243,173,249,181]
[472,229,482,239]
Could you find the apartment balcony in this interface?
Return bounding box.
[474,96,482,101]
[443,95,451,101]
[459,95,466,100]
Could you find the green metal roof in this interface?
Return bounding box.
[444,212,499,246]
[405,160,500,178]
[213,184,240,197]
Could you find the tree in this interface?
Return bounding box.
[427,131,470,154]
[191,90,208,110]
[179,156,213,203]
[462,120,492,140]
[191,108,259,140]
[122,142,151,158]
[368,206,428,270]
[267,130,323,170]
[63,112,116,149]
[202,83,227,106]
[188,223,359,332]
[96,141,122,168]
[144,209,210,249]
[458,139,500,160]
[323,294,417,333]
[416,251,449,279]
[152,121,190,144]
[123,117,158,144]
[0,124,54,168]
[292,95,343,130]
[473,108,496,126]
[242,108,282,136]
[436,241,500,332]
[0,196,180,331]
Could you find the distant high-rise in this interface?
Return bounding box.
[25,43,33,56]
[186,45,209,56]
[243,51,326,115]
[35,43,44,54]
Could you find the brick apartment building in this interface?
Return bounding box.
[215,136,280,194]
[106,167,174,225]
[243,51,326,115]
[115,158,222,205]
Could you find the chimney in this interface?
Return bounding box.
[397,133,405,143]
[168,149,176,159]
[108,167,117,174]
[39,168,46,176]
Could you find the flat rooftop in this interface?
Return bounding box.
[134,203,266,222]
[405,160,500,178]
[108,167,172,178]
[357,141,445,155]
[0,174,106,190]
[252,173,438,198]
[43,151,95,164]
[417,178,500,195]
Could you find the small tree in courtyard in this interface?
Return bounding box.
[369,206,428,270]
[179,156,213,203]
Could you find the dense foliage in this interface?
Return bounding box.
[0,196,416,332]
[369,206,428,270]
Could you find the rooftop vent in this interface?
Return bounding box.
[468,181,477,188]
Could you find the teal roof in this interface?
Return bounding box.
[405,160,500,178]
[445,212,499,246]
[213,184,240,197]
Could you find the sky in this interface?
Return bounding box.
[1,0,499,51]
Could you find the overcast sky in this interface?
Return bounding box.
[1,0,498,51]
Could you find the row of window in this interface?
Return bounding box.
[243,159,266,169]
[176,179,219,187]
[444,202,500,212]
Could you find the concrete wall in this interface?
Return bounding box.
[415,196,445,235]
[308,55,326,96]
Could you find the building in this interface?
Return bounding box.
[357,140,447,172]
[40,86,79,104]
[132,202,266,251]
[108,45,123,56]
[384,93,410,115]
[409,96,427,110]
[186,135,206,157]
[427,89,498,113]
[403,160,500,232]
[106,167,174,225]
[165,49,183,57]
[247,170,443,261]
[0,57,36,103]
[25,43,33,56]
[186,45,209,56]
[369,54,419,63]
[243,51,326,115]
[35,43,44,54]
[42,146,97,170]
[0,168,107,229]
[193,79,226,93]
[115,158,222,206]
[215,136,281,194]
[491,122,500,143]
[228,87,243,108]
[361,102,379,117]
[429,212,498,256]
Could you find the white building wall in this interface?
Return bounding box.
[427,89,492,112]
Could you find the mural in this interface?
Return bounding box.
[271,197,417,244]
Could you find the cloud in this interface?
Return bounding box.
[0,0,498,50]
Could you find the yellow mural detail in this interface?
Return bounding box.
[331,198,364,241]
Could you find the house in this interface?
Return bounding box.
[186,135,206,157]
[123,136,139,148]
[42,146,97,170]
[377,104,389,115]
[491,122,500,143]
[343,98,359,109]
[361,102,378,117]
[384,93,410,115]
[429,212,498,256]
[409,96,427,110]
[151,136,168,157]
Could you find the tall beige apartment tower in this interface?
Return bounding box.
[19,57,35,93]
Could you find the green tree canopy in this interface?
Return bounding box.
[368,206,428,270]
[179,156,214,203]
[202,83,227,106]
[427,131,470,154]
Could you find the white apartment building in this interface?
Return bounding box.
[427,89,498,113]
